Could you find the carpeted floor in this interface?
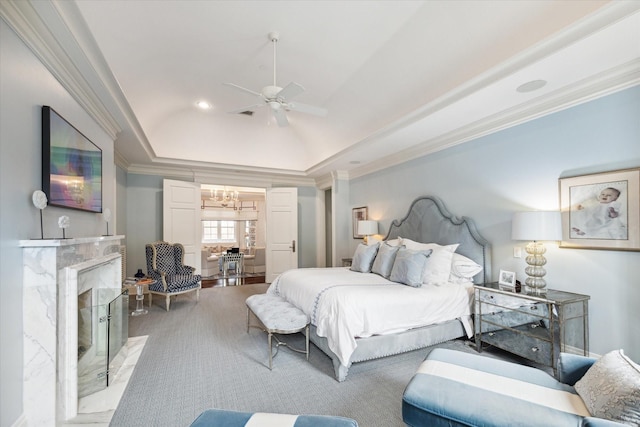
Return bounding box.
[201,274,265,288]
[112,283,539,427]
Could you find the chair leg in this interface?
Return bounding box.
[165,294,170,311]
[196,288,200,302]
[268,332,273,370]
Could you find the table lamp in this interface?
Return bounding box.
[357,220,378,245]
[511,211,562,295]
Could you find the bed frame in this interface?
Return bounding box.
[310,196,491,381]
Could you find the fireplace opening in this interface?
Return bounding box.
[78,289,93,360]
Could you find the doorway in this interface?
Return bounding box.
[199,185,267,282]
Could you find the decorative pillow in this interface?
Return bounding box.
[389,248,433,287]
[350,242,380,273]
[449,253,483,281]
[371,243,402,278]
[575,349,640,425]
[401,238,459,284]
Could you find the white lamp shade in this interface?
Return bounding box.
[357,220,378,236]
[512,211,562,241]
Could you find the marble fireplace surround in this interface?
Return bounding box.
[20,235,125,425]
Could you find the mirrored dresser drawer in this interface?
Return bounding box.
[474,283,590,375]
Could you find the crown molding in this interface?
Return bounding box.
[349,62,640,180]
[126,162,316,188]
[0,0,121,139]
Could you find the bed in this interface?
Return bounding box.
[267,196,491,381]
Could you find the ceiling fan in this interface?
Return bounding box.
[224,31,328,127]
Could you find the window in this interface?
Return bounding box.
[202,220,236,243]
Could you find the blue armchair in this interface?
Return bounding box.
[145,241,201,311]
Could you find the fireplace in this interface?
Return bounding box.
[78,289,92,360]
[20,235,127,425]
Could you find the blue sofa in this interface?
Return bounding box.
[402,348,628,427]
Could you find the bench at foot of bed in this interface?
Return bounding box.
[246,293,310,370]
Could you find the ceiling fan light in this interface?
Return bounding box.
[269,101,281,110]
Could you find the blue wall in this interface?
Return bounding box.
[349,86,640,360]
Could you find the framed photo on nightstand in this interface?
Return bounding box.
[498,269,516,291]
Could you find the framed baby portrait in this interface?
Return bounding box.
[352,206,368,239]
[559,168,640,251]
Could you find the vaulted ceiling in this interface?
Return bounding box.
[3,1,639,186]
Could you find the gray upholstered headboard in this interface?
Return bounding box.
[384,196,491,284]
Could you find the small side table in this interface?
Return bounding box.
[129,278,154,316]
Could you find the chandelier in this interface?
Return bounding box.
[209,188,239,207]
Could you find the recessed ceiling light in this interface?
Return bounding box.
[349,160,361,165]
[196,101,212,109]
[516,80,547,93]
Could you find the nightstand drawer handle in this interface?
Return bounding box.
[531,347,539,352]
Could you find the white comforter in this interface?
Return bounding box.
[267,267,474,366]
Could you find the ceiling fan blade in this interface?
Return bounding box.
[223,82,262,97]
[272,108,289,127]
[277,82,305,101]
[228,103,264,114]
[287,101,328,117]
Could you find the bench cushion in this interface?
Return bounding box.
[246,294,309,332]
[403,348,590,427]
[191,409,358,427]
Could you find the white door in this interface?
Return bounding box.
[266,187,298,283]
[163,179,201,273]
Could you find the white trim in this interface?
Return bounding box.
[246,413,298,427]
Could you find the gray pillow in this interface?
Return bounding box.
[350,243,379,273]
[575,349,640,425]
[371,243,402,278]
[389,248,432,287]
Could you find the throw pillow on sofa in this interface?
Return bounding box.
[574,349,640,425]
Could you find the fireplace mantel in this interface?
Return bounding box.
[21,235,125,425]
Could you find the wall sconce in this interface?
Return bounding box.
[357,220,378,245]
[512,211,562,295]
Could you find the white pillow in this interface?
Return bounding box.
[384,238,401,247]
[401,238,459,284]
[449,253,483,281]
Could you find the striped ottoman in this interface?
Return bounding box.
[402,348,596,427]
[191,409,358,426]
[246,294,310,369]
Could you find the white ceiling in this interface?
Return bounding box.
[4,1,640,184]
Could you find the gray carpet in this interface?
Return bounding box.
[110,283,523,427]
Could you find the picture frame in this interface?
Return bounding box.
[42,106,103,213]
[498,270,516,291]
[352,206,368,239]
[559,168,640,251]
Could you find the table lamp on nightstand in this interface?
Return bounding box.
[512,211,562,296]
[357,220,378,245]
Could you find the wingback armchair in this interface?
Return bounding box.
[145,241,201,311]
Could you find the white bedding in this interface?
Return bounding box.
[267,267,474,366]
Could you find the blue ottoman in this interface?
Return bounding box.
[191,409,358,426]
[402,348,625,427]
